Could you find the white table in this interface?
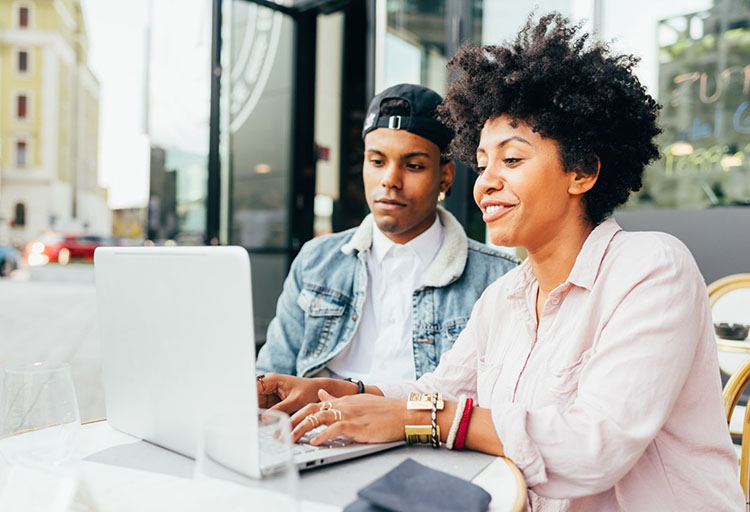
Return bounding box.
[0,421,527,511]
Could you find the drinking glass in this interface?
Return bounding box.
[195,409,299,511]
[0,362,81,466]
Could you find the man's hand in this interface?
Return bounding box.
[256,373,334,414]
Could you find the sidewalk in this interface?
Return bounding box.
[0,275,104,421]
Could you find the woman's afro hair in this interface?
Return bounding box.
[437,12,662,225]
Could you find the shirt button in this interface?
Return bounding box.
[352,313,358,321]
[550,296,560,306]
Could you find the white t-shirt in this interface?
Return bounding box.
[327,215,444,383]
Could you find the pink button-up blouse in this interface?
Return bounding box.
[378,219,744,511]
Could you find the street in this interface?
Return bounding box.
[0,264,103,421]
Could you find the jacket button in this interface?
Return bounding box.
[352,313,358,321]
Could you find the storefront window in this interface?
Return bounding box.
[600,1,750,209]
[227,2,292,250]
[382,0,448,93]
[147,0,211,242]
[461,2,750,211]
[224,1,295,344]
[647,2,750,208]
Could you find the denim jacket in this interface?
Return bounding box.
[256,207,518,379]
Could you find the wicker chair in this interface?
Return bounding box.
[709,274,750,307]
[723,358,750,503]
[709,274,750,438]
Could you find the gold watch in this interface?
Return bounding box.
[406,392,444,410]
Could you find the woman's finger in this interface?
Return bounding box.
[291,409,338,442]
[290,401,322,429]
[310,420,349,446]
[291,413,315,441]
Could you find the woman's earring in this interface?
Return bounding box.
[438,191,446,202]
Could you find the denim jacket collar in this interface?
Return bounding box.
[341,206,468,288]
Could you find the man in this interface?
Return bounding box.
[256,84,517,411]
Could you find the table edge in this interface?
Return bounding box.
[78,420,528,510]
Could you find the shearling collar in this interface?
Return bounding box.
[341,206,468,288]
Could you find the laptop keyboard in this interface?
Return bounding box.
[259,426,357,455]
[294,430,357,454]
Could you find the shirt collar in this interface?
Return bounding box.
[566,217,621,290]
[371,214,444,266]
[505,217,622,298]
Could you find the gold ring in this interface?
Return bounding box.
[305,414,320,428]
[320,401,333,411]
[330,409,342,421]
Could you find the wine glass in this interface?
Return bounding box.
[194,409,299,511]
[0,362,81,467]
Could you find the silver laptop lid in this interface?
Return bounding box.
[94,246,258,459]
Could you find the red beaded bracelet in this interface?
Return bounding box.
[454,397,474,450]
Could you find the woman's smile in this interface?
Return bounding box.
[481,202,515,222]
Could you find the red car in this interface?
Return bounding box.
[23,232,116,265]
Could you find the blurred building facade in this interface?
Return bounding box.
[147,146,176,241]
[0,0,110,245]
[112,206,146,240]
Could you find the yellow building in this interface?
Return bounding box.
[0,0,109,245]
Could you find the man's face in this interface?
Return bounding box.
[363,128,455,244]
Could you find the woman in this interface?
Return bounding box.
[279,13,743,510]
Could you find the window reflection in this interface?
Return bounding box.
[647,4,750,208]
[384,0,448,94]
[146,0,211,242]
[228,2,292,250]
[426,1,750,211]
[602,0,750,209]
[225,1,295,344]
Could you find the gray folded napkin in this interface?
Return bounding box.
[343,458,492,512]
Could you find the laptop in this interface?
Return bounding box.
[94,246,403,471]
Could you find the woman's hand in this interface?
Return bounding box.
[257,373,328,414]
[290,389,407,445]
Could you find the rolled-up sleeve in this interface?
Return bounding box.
[492,247,707,497]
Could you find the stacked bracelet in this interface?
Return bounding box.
[430,392,440,448]
[446,395,469,450]
[404,392,444,446]
[454,397,474,450]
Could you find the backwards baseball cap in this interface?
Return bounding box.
[361,83,454,152]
